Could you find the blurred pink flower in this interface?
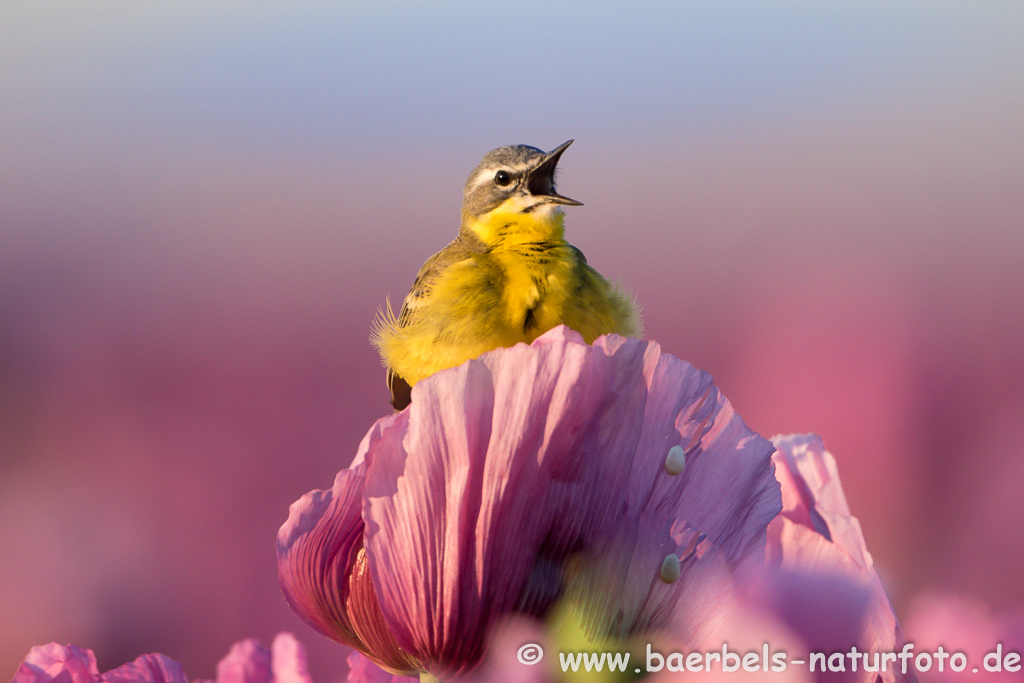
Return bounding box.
[904,592,1024,682]
[344,652,418,683]
[277,326,782,680]
[12,634,310,683]
[13,644,187,683]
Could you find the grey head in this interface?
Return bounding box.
[460,140,583,225]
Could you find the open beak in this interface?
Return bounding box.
[526,139,583,206]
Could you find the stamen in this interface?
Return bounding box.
[665,445,686,475]
[660,554,681,584]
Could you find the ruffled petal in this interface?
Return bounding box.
[277,417,417,674]
[13,637,315,683]
[361,327,781,677]
[13,644,101,683]
[12,645,188,683]
[769,434,911,682]
[571,335,781,640]
[361,329,614,677]
[277,464,369,648]
[102,655,188,683]
[591,334,781,567]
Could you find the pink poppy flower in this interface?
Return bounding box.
[12,644,186,683]
[277,326,782,681]
[12,634,310,683]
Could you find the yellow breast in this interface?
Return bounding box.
[374,199,639,388]
[468,202,576,331]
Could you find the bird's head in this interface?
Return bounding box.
[460,140,582,232]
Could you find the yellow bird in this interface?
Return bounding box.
[372,140,641,409]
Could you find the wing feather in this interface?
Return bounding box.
[377,231,487,409]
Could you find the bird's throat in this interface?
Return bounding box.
[464,199,566,248]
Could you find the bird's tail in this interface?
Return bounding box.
[369,296,399,363]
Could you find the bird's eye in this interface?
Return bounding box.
[494,170,512,186]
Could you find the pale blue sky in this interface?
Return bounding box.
[3,3,1021,157]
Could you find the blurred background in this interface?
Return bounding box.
[2,2,1022,680]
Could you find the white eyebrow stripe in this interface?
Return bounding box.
[464,162,534,193]
[465,173,492,194]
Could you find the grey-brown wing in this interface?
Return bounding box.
[396,250,452,328]
[388,232,486,410]
[396,232,486,328]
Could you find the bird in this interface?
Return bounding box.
[372,140,641,410]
